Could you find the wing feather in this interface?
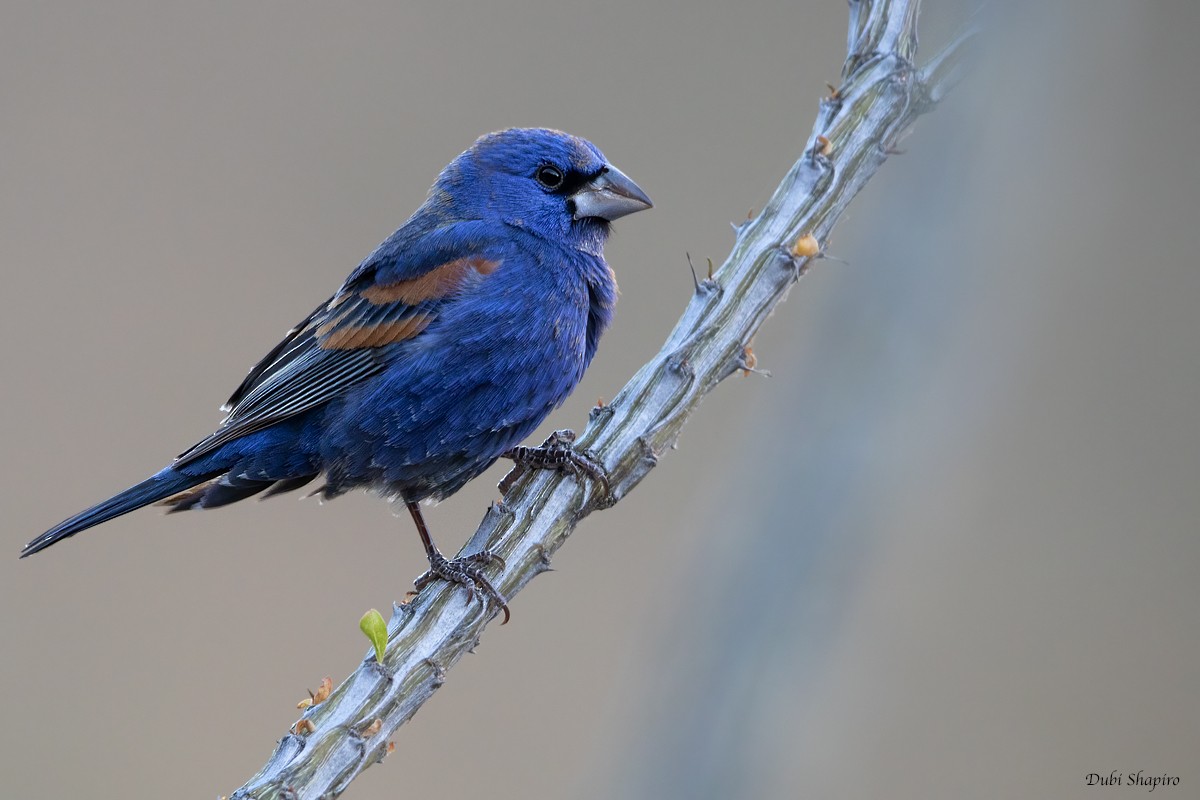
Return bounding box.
[174,241,503,468]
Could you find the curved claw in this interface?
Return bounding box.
[415,550,510,625]
[500,429,612,501]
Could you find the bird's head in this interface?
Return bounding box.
[429,128,652,252]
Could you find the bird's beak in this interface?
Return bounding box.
[571,164,653,221]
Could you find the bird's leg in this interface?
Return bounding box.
[499,429,611,499]
[407,500,509,624]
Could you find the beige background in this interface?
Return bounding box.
[3,2,1197,798]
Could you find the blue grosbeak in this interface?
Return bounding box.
[22,128,651,619]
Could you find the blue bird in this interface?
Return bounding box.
[21,128,651,620]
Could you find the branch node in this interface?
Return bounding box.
[844,49,883,78]
[534,543,554,572]
[589,398,615,422]
[668,349,695,379]
[357,718,384,739]
[423,658,447,687]
[637,435,659,466]
[365,654,396,681]
[773,246,811,283]
[736,345,771,378]
[889,56,917,84]
[687,253,721,296]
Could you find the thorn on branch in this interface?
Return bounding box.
[737,345,771,378]
[730,210,755,240]
[740,345,756,373]
[292,718,316,736]
[686,253,721,296]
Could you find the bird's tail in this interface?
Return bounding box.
[20,467,214,558]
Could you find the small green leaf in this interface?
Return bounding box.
[360,608,388,663]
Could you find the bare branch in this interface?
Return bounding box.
[845,0,922,77]
[230,1,969,797]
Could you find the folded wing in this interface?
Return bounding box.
[176,232,503,468]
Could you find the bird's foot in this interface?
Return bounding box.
[414,550,510,624]
[500,429,611,500]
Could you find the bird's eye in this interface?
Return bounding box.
[535,165,564,189]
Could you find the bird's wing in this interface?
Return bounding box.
[174,221,504,467]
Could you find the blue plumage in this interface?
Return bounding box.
[22,129,651,589]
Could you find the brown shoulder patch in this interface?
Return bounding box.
[361,257,502,305]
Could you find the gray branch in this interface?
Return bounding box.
[230,2,973,797]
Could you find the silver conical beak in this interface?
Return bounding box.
[571,164,653,222]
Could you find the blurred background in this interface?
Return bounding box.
[3,1,1196,798]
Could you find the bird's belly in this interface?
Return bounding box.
[318,314,588,501]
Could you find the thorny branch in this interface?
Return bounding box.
[231,1,976,797]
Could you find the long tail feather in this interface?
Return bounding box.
[20,468,214,558]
